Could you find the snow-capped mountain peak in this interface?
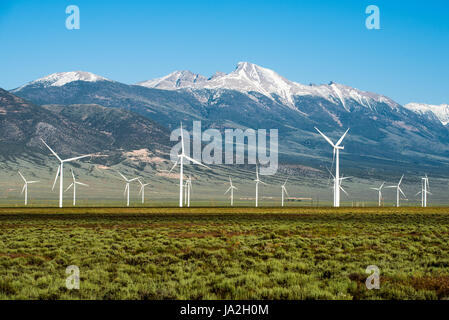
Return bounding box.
[135,62,400,111]
[404,103,449,125]
[137,70,207,90]
[12,71,110,91]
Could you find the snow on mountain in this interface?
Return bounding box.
[12,71,111,91]
[136,62,399,110]
[136,70,207,90]
[404,103,449,125]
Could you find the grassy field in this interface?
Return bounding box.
[0,207,448,300]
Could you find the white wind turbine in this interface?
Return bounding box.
[138,179,150,205]
[18,171,38,206]
[386,175,406,207]
[225,176,237,206]
[327,169,350,203]
[416,174,431,207]
[65,169,88,206]
[370,182,385,207]
[315,127,350,207]
[254,164,267,207]
[118,172,139,207]
[41,139,92,208]
[184,175,192,207]
[281,178,289,207]
[169,123,211,207]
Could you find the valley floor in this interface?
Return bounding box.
[0,207,448,300]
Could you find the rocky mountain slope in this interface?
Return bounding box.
[10,63,449,176]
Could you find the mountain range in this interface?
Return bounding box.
[4,62,449,179]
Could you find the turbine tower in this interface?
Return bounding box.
[65,169,88,206]
[254,164,266,207]
[370,182,385,207]
[138,179,150,205]
[169,123,211,207]
[315,127,349,207]
[281,178,289,207]
[184,175,192,207]
[118,172,138,207]
[41,139,92,208]
[386,175,406,207]
[18,171,38,206]
[328,169,350,203]
[416,175,431,207]
[225,176,237,206]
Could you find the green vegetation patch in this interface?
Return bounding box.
[0,207,448,300]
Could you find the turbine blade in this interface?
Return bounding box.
[18,171,26,182]
[27,181,39,184]
[65,183,73,192]
[340,185,349,196]
[118,171,127,181]
[128,178,139,182]
[41,139,62,162]
[314,127,335,147]
[224,187,232,195]
[336,128,350,146]
[398,186,406,198]
[283,178,288,187]
[168,158,179,173]
[326,166,335,179]
[398,174,404,186]
[63,154,92,162]
[183,155,211,169]
[21,184,26,194]
[71,168,75,181]
[76,182,89,187]
[52,166,60,191]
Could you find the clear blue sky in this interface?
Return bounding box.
[0,0,448,105]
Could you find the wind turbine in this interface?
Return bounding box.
[184,175,192,207]
[138,179,150,205]
[315,127,350,207]
[281,178,289,207]
[65,169,88,206]
[118,172,138,207]
[41,139,92,208]
[254,164,267,207]
[386,175,406,207]
[169,123,211,207]
[370,182,385,207]
[18,171,38,206]
[327,169,350,204]
[225,176,237,206]
[416,175,431,207]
